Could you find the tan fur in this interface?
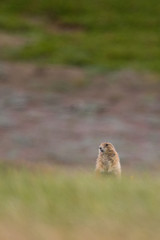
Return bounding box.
[95,142,121,178]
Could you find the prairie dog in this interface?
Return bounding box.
[95,142,121,177]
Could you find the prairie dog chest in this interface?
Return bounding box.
[97,155,112,172]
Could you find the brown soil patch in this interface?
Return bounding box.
[0,61,159,169]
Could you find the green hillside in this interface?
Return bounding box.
[0,0,160,71]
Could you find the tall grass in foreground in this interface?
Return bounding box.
[0,167,160,240]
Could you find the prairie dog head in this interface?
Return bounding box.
[98,142,116,157]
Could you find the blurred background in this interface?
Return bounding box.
[0,0,160,170]
[0,2,160,240]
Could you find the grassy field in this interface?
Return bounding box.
[0,0,160,71]
[0,165,160,240]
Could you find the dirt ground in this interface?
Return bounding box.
[0,61,160,169]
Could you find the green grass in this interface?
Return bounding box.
[0,0,160,71]
[11,31,160,70]
[0,166,160,240]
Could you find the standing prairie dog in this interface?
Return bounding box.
[95,142,121,177]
